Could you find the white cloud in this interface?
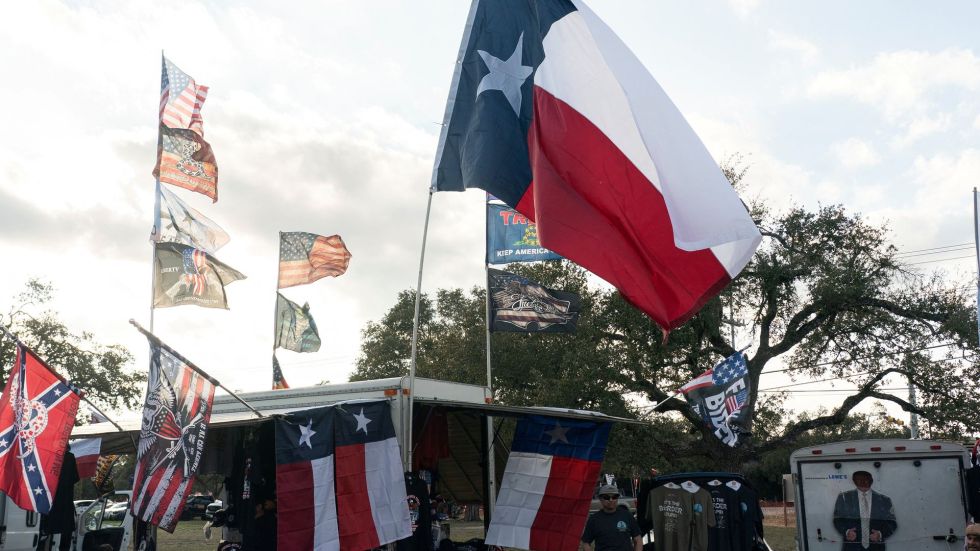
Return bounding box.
[831,138,880,169]
[767,29,820,64]
[891,113,953,148]
[807,49,980,122]
[728,0,761,18]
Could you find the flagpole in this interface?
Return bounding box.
[128,319,264,418]
[149,178,161,333]
[406,191,434,469]
[273,232,282,390]
[482,198,497,525]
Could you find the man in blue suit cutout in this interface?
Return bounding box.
[833,470,896,550]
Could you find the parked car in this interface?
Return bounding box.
[182,495,215,520]
[103,501,128,521]
[205,500,223,520]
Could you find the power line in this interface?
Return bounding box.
[905,254,974,266]
[761,342,960,375]
[895,242,974,257]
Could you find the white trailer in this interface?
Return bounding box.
[790,439,972,551]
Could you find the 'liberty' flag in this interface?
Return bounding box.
[153,242,246,309]
[278,232,352,289]
[275,293,322,353]
[160,55,208,135]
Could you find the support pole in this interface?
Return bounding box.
[406,191,434,470]
[129,319,263,418]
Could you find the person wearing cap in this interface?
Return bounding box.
[581,484,641,551]
[832,470,896,550]
[966,523,979,551]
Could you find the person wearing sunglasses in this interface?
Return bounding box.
[581,485,642,551]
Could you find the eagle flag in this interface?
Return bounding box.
[488,268,580,333]
[278,232,352,289]
[486,415,611,551]
[0,343,80,514]
[679,351,752,447]
[153,184,230,254]
[153,242,246,309]
[431,0,761,334]
[275,293,322,353]
[276,401,411,551]
[131,334,216,532]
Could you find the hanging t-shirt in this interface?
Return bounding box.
[635,478,656,535]
[730,482,764,550]
[706,482,740,551]
[397,472,434,551]
[966,466,980,521]
[648,484,715,551]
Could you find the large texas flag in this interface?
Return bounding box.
[486,415,611,551]
[432,0,762,333]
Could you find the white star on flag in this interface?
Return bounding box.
[353,408,371,434]
[545,422,570,444]
[33,487,42,495]
[298,418,316,449]
[476,33,533,117]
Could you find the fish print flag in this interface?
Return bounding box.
[488,268,580,333]
[278,232,352,289]
[153,242,246,309]
[160,55,208,135]
[153,184,230,254]
[679,352,752,447]
[154,125,219,202]
[431,0,761,334]
[275,293,322,353]
[0,343,80,514]
[131,335,216,532]
[486,415,611,551]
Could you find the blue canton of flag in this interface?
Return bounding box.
[711,352,748,386]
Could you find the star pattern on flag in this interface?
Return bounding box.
[476,33,533,117]
[26,463,36,472]
[298,418,316,449]
[712,353,748,386]
[353,408,371,434]
[544,422,570,444]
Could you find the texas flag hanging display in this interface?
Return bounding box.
[486,415,611,551]
[334,401,412,550]
[275,401,411,551]
[432,0,762,334]
[69,437,102,479]
[0,344,80,514]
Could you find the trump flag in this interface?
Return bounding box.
[432,0,761,334]
[0,344,80,514]
[486,415,611,551]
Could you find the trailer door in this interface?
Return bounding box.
[0,492,41,551]
[796,456,968,550]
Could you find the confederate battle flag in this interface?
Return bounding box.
[0,343,80,514]
[131,334,215,532]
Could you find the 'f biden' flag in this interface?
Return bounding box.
[486,415,611,551]
[432,0,762,334]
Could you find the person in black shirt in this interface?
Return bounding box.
[581,485,642,551]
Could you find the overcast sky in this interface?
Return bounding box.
[1,1,978,419]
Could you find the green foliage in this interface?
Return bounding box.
[353,187,979,477]
[0,279,145,412]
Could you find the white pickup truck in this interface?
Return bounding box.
[790,439,972,551]
[0,491,131,551]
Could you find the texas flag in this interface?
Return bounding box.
[432,0,762,334]
[486,416,611,551]
[69,437,102,479]
[276,401,411,551]
[276,405,339,551]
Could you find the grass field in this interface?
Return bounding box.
[157,519,799,551]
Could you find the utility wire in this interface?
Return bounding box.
[761,342,960,375]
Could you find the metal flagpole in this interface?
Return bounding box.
[406,191,434,470]
[273,232,283,390]
[149,178,161,333]
[129,319,264,418]
[482,197,497,525]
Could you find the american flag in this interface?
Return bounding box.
[131,337,215,532]
[278,232,352,289]
[725,387,749,414]
[272,354,290,390]
[181,247,208,296]
[160,56,208,135]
